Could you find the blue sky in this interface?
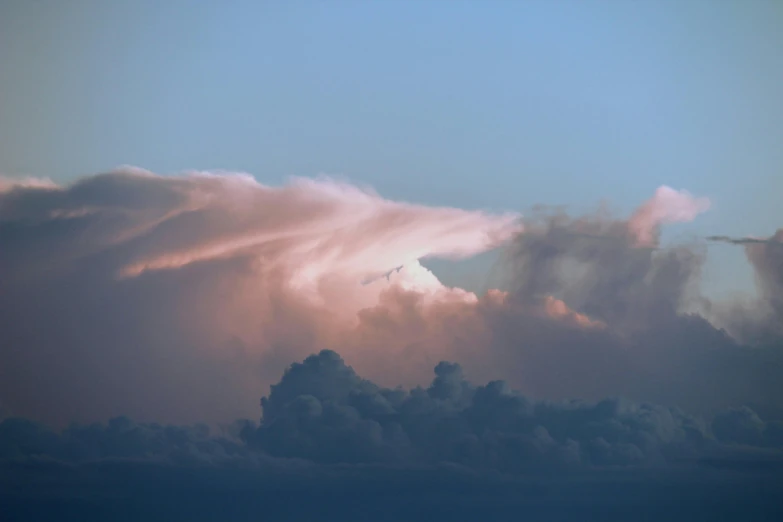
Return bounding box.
[1,0,780,297]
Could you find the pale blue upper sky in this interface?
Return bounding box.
[1,0,781,297]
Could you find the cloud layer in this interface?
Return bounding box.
[3,352,782,521]
[0,168,781,429]
[3,350,782,470]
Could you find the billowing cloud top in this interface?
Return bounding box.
[627,186,711,247]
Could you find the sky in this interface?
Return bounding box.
[2,2,783,520]
[1,0,781,298]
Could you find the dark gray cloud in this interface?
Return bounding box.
[2,351,783,521]
[3,350,781,471]
[463,211,783,416]
[243,350,783,470]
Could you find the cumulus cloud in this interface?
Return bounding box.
[244,350,713,469]
[0,167,781,430]
[2,350,782,471]
[2,351,782,522]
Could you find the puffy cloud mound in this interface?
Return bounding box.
[243,350,734,470]
[627,186,710,247]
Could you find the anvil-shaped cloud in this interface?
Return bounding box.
[2,169,519,310]
[2,168,780,430]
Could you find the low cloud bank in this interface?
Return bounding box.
[3,351,782,521]
[2,351,782,472]
[245,351,783,471]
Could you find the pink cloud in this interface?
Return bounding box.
[627,186,711,247]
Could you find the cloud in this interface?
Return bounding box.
[2,350,783,521]
[0,416,251,466]
[706,235,780,246]
[2,350,782,470]
[712,406,783,448]
[706,230,783,343]
[0,167,781,431]
[504,207,706,329]
[0,168,519,426]
[627,186,710,247]
[244,350,715,469]
[0,168,520,288]
[0,175,57,193]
